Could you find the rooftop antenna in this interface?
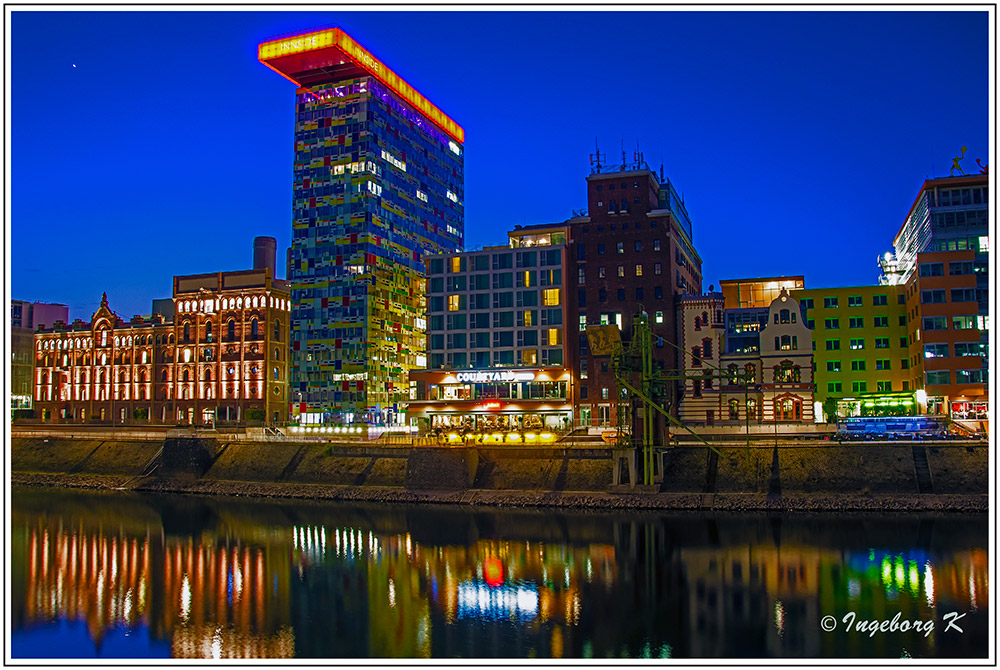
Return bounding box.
[589,137,605,173]
[621,139,627,171]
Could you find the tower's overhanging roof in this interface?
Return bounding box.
[259,27,464,144]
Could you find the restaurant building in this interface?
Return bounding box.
[407,224,573,441]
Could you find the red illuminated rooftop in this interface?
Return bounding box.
[259,27,464,144]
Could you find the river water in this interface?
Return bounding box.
[9,487,989,659]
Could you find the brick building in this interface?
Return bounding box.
[567,162,703,429]
[32,268,290,426]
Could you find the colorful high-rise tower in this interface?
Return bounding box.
[259,27,465,424]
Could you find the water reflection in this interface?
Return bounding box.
[10,488,988,659]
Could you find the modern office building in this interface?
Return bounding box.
[408,223,573,435]
[11,300,68,413]
[880,173,989,284]
[903,249,988,425]
[567,159,703,429]
[793,285,912,420]
[259,27,465,425]
[678,289,815,426]
[878,171,989,429]
[32,268,290,426]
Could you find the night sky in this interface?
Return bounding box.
[10,10,990,322]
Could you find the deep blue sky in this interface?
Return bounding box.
[10,10,990,321]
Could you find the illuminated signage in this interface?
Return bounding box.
[258,27,465,144]
[456,370,536,383]
[258,29,336,59]
[480,402,503,411]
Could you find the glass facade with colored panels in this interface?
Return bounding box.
[289,76,464,423]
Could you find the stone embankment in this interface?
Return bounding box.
[9,430,989,512]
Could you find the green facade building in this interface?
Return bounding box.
[792,285,914,421]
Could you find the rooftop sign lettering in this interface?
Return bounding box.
[456,370,536,383]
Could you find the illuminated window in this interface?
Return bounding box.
[579,314,587,332]
[827,361,841,372]
[616,242,624,254]
[448,295,461,311]
[542,289,560,306]
[952,316,976,330]
[598,266,606,278]
[635,264,643,277]
[654,311,664,324]
[450,257,462,273]
[546,329,562,346]
[653,239,661,251]
[617,265,624,278]
[849,338,865,350]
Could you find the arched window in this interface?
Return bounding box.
[41,372,48,385]
[119,370,127,383]
[744,363,756,384]
[274,320,280,341]
[250,319,258,340]
[183,322,191,342]
[205,321,213,342]
[273,366,280,381]
[138,387,146,400]
[204,368,212,382]
[728,398,740,420]
[99,370,106,384]
[161,370,168,383]
[228,320,236,342]
[182,369,190,382]
[168,334,174,344]
[274,347,280,360]
[139,369,147,382]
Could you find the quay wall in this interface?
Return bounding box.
[9,432,988,508]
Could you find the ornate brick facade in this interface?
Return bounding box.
[33,269,290,426]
